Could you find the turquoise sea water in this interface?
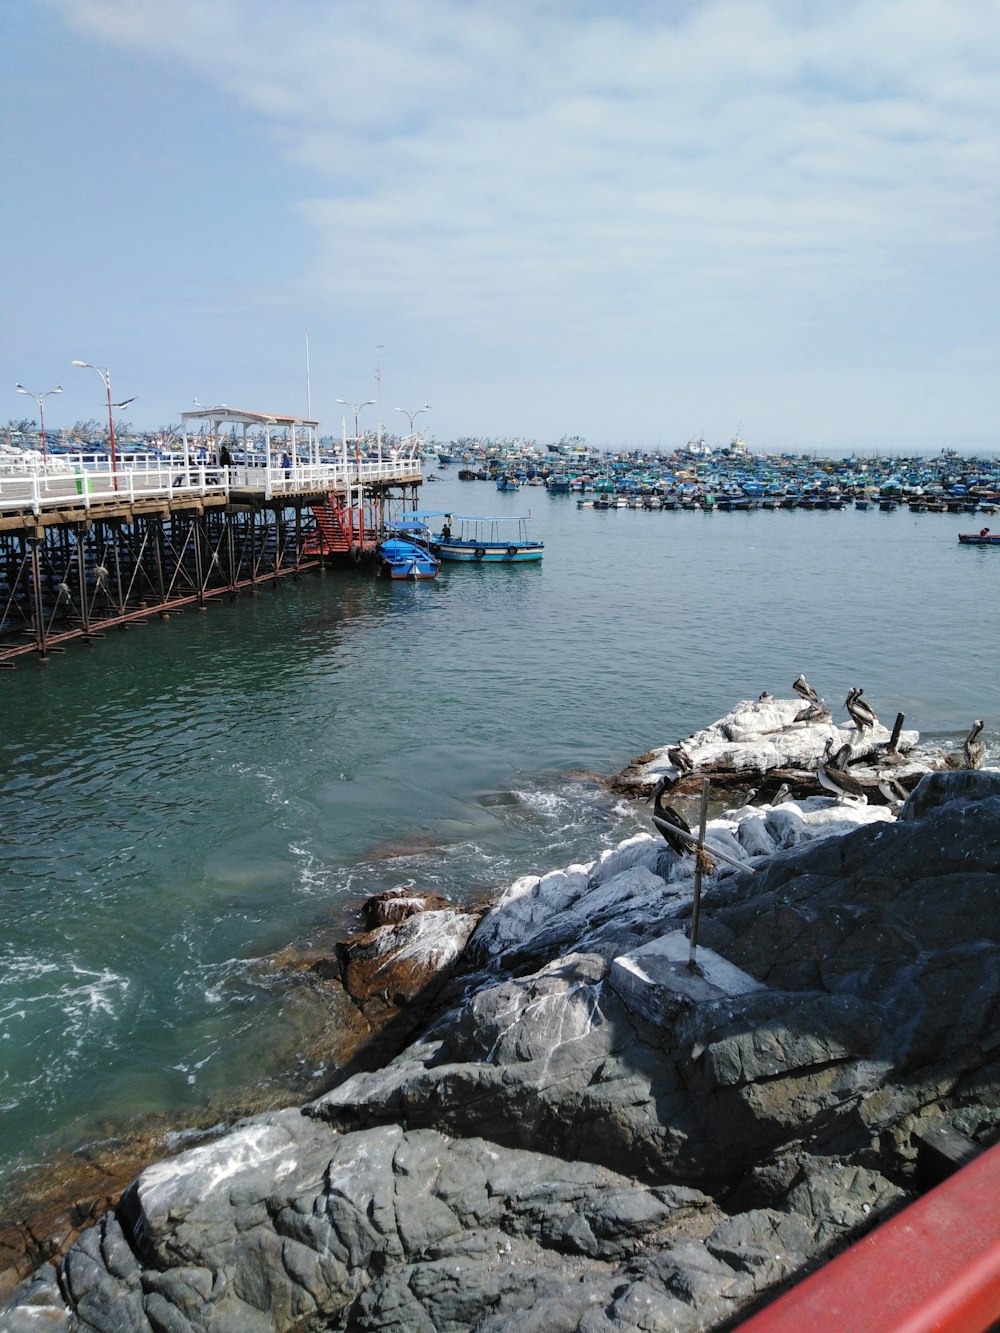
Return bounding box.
[1,474,997,1192]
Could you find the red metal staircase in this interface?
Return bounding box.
[304,495,357,556]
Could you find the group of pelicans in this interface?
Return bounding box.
[649,675,989,858]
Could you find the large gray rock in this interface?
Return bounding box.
[5,762,999,1331]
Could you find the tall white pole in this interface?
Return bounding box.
[305,332,312,421]
[375,344,383,464]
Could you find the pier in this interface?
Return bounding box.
[0,407,423,665]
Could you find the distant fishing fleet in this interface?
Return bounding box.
[437,439,1000,518]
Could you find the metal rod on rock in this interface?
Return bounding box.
[688,778,710,972]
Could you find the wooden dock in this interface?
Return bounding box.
[0,456,424,664]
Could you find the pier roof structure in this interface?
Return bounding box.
[180,407,319,430]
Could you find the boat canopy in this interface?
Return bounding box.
[426,513,534,523]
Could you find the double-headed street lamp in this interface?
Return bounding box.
[15,382,62,462]
[71,360,135,485]
[336,398,375,443]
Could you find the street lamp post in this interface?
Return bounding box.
[375,347,383,464]
[71,360,134,488]
[15,382,62,463]
[336,398,375,547]
[396,405,431,454]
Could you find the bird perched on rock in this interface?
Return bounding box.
[964,719,987,770]
[666,744,694,775]
[844,687,879,731]
[877,772,909,809]
[831,741,854,769]
[758,690,774,702]
[793,674,820,702]
[817,738,868,803]
[794,700,832,724]
[648,774,693,855]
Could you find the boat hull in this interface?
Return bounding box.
[958,533,1000,545]
[375,536,439,578]
[432,541,543,564]
[380,563,438,578]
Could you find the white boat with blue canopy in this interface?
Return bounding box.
[411,511,544,564]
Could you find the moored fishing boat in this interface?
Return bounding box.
[429,513,544,563]
[375,523,439,579]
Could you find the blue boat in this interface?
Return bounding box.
[429,513,544,564]
[375,523,439,579]
[496,476,520,491]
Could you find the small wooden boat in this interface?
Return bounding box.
[958,531,1000,546]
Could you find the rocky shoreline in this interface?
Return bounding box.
[4,697,999,1331]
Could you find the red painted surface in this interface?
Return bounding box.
[736,1142,1000,1333]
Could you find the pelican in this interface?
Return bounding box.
[964,719,987,770]
[817,738,868,803]
[794,700,832,724]
[758,690,774,702]
[844,687,879,731]
[666,744,694,775]
[793,674,819,702]
[877,772,909,808]
[832,742,854,769]
[648,774,693,855]
[770,782,792,805]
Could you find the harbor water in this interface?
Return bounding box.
[1,474,997,1196]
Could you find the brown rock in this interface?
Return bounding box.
[362,887,452,929]
[338,908,479,1008]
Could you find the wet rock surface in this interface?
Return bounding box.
[337,889,480,1011]
[4,713,1000,1330]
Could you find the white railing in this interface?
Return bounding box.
[0,456,423,516]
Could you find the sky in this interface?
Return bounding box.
[3,0,998,455]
